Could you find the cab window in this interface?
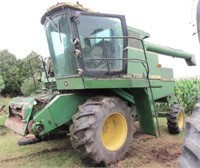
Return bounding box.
[77,15,124,71]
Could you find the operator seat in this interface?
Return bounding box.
[87,40,115,69]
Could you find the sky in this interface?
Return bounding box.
[0,0,199,78]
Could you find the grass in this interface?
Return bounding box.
[157,117,185,139]
[0,96,10,107]
[0,114,6,126]
[0,117,184,168]
[0,97,10,135]
[0,130,84,168]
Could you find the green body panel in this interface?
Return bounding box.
[33,93,87,135]
[84,78,149,88]
[152,68,175,101]
[127,26,150,38]
[56,77,84,90]
[112,89,135,104]
[128,48,161,79]
[127,48,159,73]
[133,89,156,135]
[127,47,176,101]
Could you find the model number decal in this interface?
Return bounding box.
[122,74,163,80]
[122,74,144,79]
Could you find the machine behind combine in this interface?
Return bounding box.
[5,2,196,165]
[179,1,200,168]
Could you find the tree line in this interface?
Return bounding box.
[0,49,41,97]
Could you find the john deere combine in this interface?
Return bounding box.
[4,2,196,165]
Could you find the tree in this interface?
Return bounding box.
[0,75,5,94]
[0,50,21,96]
[20,77,40,96]
[19,51,42,96]
[19,51,42,82]
[0,50,42,96]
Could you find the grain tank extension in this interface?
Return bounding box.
[4,2,196,165]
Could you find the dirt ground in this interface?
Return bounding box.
[110,123,183,168]
[0,119,183,168]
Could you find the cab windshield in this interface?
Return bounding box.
[45,14,77,78]
[77,15,124,71]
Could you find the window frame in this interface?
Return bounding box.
[73,12,129,77]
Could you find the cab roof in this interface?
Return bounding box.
[41,2,93,25]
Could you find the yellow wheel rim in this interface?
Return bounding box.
[101,112,128,151]
[178,111,184,129]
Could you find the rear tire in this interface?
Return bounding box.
[167,104,185,134]
[69,96,134,165]
[179,98,200,168]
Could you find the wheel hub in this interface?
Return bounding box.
[101,112,128,151]
[178,111,184,129]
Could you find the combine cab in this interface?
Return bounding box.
[5,2,196,165]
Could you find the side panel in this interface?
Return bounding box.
[127,48,163,89]
[132,88,157,136]
[152,68,175,101]
[56,77,85,90]
[33,94,88,135]
[84,78,149,88]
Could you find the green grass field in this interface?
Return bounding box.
[0,97,10,106]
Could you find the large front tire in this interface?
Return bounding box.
[69,96,134,165]
[179,98,200,168]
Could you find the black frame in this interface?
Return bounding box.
[71,11,129,77]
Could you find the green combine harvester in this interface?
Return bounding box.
[4,2,196,165]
